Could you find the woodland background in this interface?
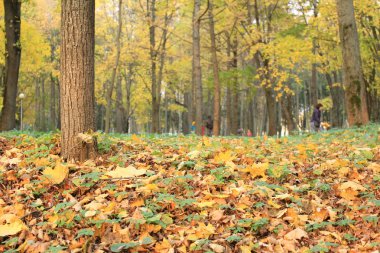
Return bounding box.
[0,0,379,135]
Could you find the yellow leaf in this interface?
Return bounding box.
[154,238,171,253]
[339,181,366,191]
[209,243,225,253]
[268,199,281,209]
[194,201,216,208]
[42,163,69,184]
[241,163,268,179]
[214,151,236,164]
[240,245,252,253]
[131,199,145,207]
[210,210,224,221]
[84,210,97,217]
[284,228,308,240]
[34,158,50,167]
[0,214,27,237]
[105,166,147,178]
[340,187,359,201]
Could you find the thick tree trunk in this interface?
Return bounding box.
[208,1,220,136]
[336,0,369,126]
[193,0,203,135]
[326,72,342,128]
[265,88,277,136]
[281,93,297,134]
[60,0,97,161]
[105,0,123,133]
[0,0,21,131]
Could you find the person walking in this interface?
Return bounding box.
[206,116,213,136]
[311,103,323,132]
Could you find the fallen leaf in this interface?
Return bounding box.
[105,166,147,178]
[0,214,27,237]
[42,163,69,184]
[284,227,308,240]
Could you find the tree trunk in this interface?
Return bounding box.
[105,0,123,133]
[326,72,342,128]
[265,88,277,136]
[0,0,21,131]
[208,2,220,136]
[115,76,124,133]
[40,78,46,131]
[310,0,318,108]
[336,0,369,126]
[193,0,203,135]
[182,91,191,134]
[60,0,97,161]
[281,93,297,134]
[50,74,56,130]
[124,66,133,133]
[231,36,239,135]
[35,79,40,130]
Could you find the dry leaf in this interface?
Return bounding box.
[105,166,147,178]
[0,214,27,237]
[42,163,69,184]
[284,227,308,240]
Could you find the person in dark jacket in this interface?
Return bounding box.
[311,103,323,132]
[206,116,213,136]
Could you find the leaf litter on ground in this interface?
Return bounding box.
[0,126,379,252]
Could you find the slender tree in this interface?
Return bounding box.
[336,0,369,126]
[208,0,220,136]
[105,0,123,133]
[60,0,97,161]
[193,0,203,135]
[0,0,21,131]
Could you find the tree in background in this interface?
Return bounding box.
[60,0,97,161]
[336,0,369,126]
[0,0,21,131]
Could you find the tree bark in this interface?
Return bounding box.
[208,2,220,136]
[105,0,123,133]
[336,0,369,126]
[326,72,342,128]
[310,0,318,108]
[60,0,97,161]
[40,78,46,131]
[115,76,124,133]
[50,74,56,130]
[231,36,239,135]
[281,93,297,134]
[193,0,203,135]
[35,79,40,130]
[0,0,21,131]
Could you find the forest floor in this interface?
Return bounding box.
[0,126,379,253]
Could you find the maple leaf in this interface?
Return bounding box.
[214,150,236,164]
[0,214,27,237]
[241,162,269,179]
[42,162,69,184]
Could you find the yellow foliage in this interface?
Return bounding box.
[42,163,69,184]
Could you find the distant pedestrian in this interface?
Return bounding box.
[237,128,245,136]
[247,129,252,137]
[206,116,213,136]
[311,103,323,132]
[191,121,196,133]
